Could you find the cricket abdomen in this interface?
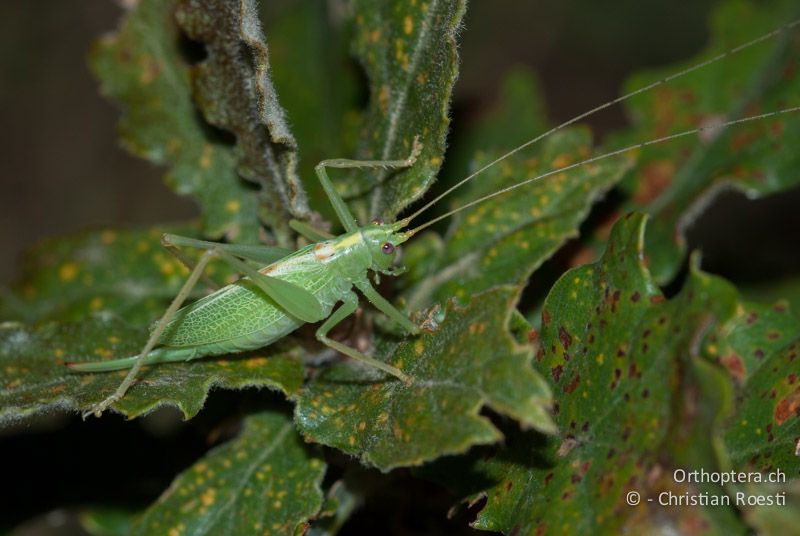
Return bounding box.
[157,247,353,352]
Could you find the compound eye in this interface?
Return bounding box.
[381,242,395,254]
[372,217,385,225]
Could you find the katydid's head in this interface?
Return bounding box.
[361,218,413,273]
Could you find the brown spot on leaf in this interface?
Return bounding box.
[527,329,539,344]
[775,389,800,425]
[551,365,563,382]
[721,354,746,380]
[558,326,572,350]
[563,374,580,394]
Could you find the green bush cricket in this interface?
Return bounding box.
[68,18,800,419]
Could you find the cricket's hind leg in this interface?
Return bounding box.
[83,248,218,418]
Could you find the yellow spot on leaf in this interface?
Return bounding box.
[225,199,240,213]
[200,488,216,506]
[552,154,572,168]
[596,353,605,365]
[245,357,269,369]
[90,297,104,311]
[392,422,403,439]
[403,16,413,35]
[379,85,390,113]
[59,262,79,282]
[414,340,424,356]
[160,262,175,276]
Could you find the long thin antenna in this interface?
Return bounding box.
[395,19,800,230]
[400,106,800,238]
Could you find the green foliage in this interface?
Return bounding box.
[2,0,799,533]
[0,226,190,324]
[424,216,798,535]
[131,409,325,536]
[342,0,467,221]
[294,287,554,471]
[403,128,631,308]
[176,0,310,244]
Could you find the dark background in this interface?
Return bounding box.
[2,0,796,534]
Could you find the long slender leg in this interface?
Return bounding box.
[161,237,219,291]
[289,219,333,242]
[85,248,217,418]
[317,292,412,384]
[316,137,422,231]
[356,280,420,335]
[162,234,292,265]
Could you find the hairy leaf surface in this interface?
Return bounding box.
[177,0,309,244]
[342,0,467,221]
